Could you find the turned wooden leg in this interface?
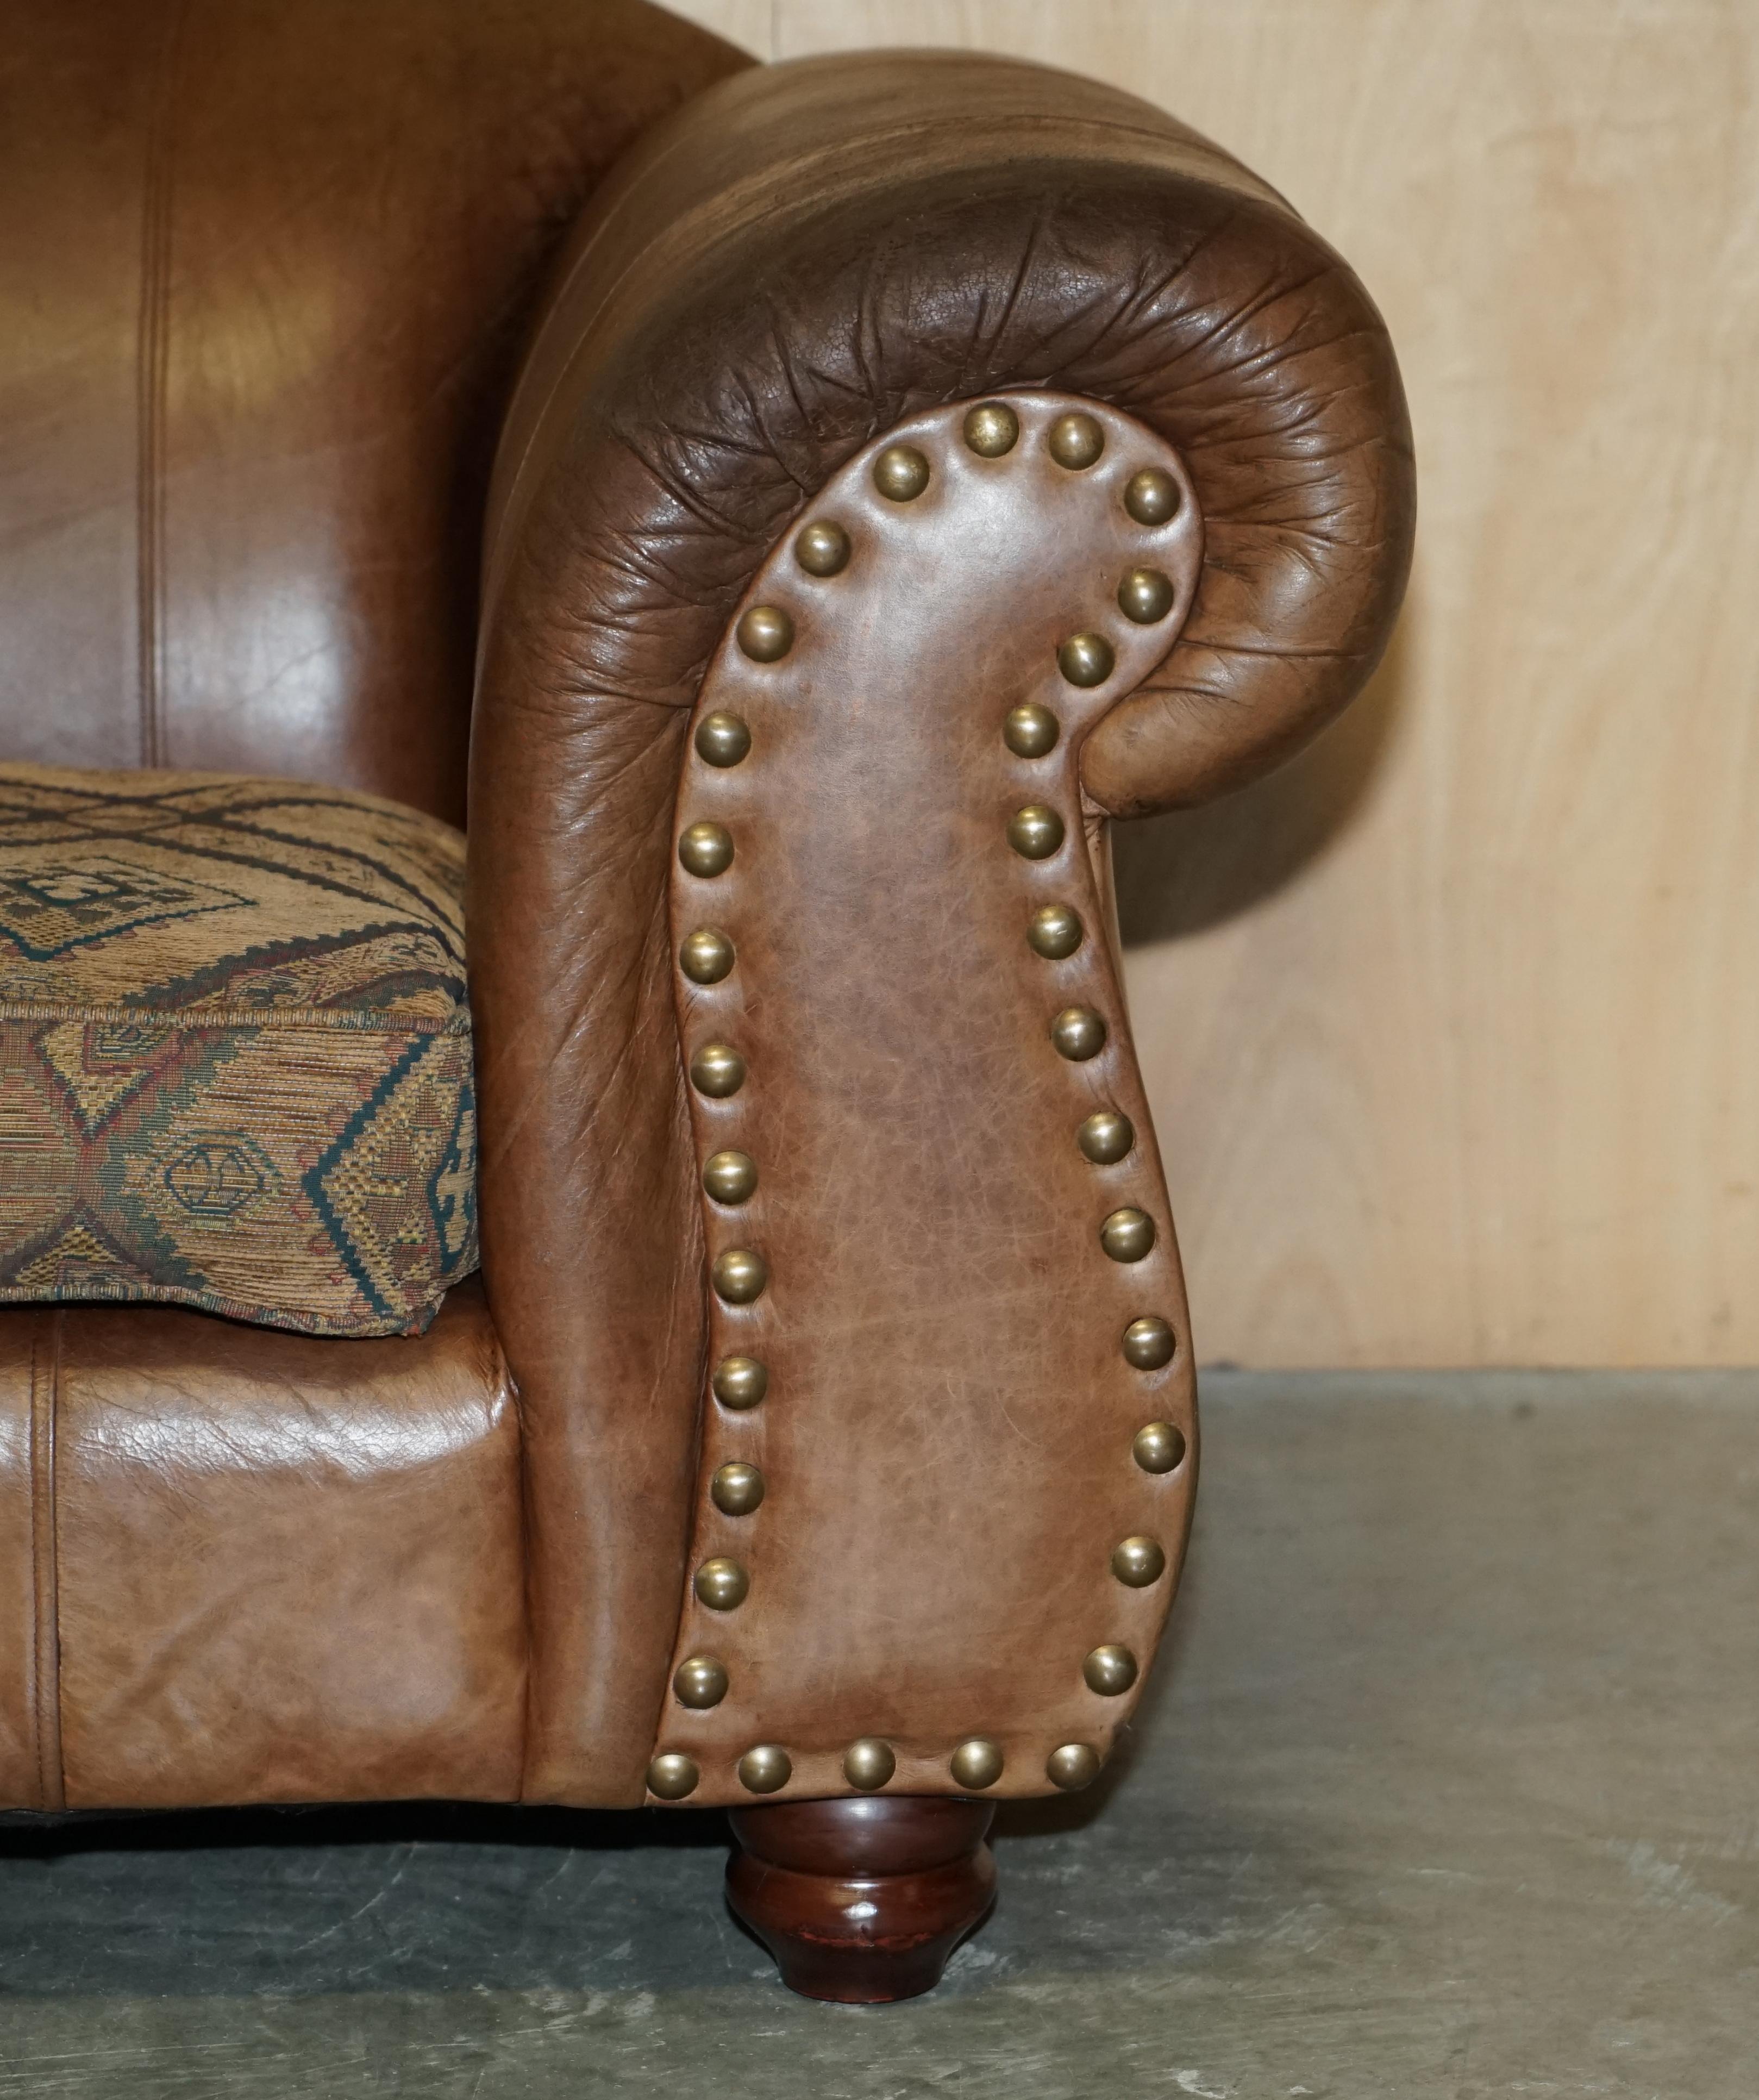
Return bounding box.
[726,1796,997,2003]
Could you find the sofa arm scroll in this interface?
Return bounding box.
[468,51,1413,1807]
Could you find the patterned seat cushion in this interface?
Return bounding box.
[0,767,477,1336]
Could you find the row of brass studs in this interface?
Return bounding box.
[650,1736,1026,1800]
[654,682,769,1804]
[671,488,1014,1801]
[666,508,936,1803]
[986,401,1192,1783]
[651,405,1192,1802]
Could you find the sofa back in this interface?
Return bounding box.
[0,0,747,824]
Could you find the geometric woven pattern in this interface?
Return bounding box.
[0,765,477,1335]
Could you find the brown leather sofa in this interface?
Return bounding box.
[0,0,1413,2001]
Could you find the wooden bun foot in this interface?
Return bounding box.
[727,1796,997,2003]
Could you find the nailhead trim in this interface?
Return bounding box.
[651,396,1200,1801]
[993,429,1200,1728]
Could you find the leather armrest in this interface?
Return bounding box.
[467,51,1414,1804]
[478,50,1413,820]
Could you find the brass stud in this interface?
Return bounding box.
[1028,904,1084,959]
[1133,1420,1187,1474]
[873,445,931,502]
[1083,1643,1139,1697]
[1052,1006,1107,1061]
[1118,567,1176,624]
[712,1356,768,1410]
[1047,1742,1102,1791]
[1125,468,1181,526]
[696,711,751,767]
[949,1739,1005,1791]
[711,1460,766,1516]
[1111,1535,1167,1588]
[680,928,735,984]
[689,1042,746,1097]
[1058,632,1116,688]
[1009,805,1065,860]
[694,1557,749,1610]
[1004,703,1060,758]
[736,604,794,662]
[738,1745,793,1795]
[673,1655,729,1709]
[647,1752,699,1800]
[1078,1110,1134,1163]
[703,1150,758,1205]
[678,821,734,878]
[711,1247,767,1304]
[1100,1207,1156,1262]
[794,520,852,577]
[964,401,1021,457]
[844,1738,896,1790]
[1122,1316,1176,1371]
[1048,412,1105,470]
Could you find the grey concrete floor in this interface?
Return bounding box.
[0,1370,1754,2097]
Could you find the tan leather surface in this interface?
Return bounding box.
[473,52,1411,1801]
[0,0,750,823]
[0,1311,59,1809]
[650,397,1202,1807]
[0,1323,28,1806]
[470,746,708,1807]
[0,31,1411,1812]
[0,1282,525,1811]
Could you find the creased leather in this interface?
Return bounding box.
[0,0,750,821]
[0,1281,525,1812]
[472,52,1412,1802]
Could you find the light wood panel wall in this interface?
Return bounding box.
[661,1,1759,1366]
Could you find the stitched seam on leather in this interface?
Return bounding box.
[135,0,185,770]
[21,1327,41,1811]
[493,1335,540,1805]
[28,1312,64,1812]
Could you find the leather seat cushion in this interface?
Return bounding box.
[0,766,476,1336]
[0,1280,525,1810]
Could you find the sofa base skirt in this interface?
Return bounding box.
[0,1280,525,1811]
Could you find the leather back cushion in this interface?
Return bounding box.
[0,766,476,1336]
[0,0,749,824]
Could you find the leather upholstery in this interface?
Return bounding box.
[483,52,1414,818]
[0,25,1412,1815]
[652,397,1202,1807]
[0,0,749,823]
[472,52,1413,1801]
[0,1281,523,1810]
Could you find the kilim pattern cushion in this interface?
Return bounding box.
[0,766,477,1336]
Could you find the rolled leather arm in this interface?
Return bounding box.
[469,51,1414,1807]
